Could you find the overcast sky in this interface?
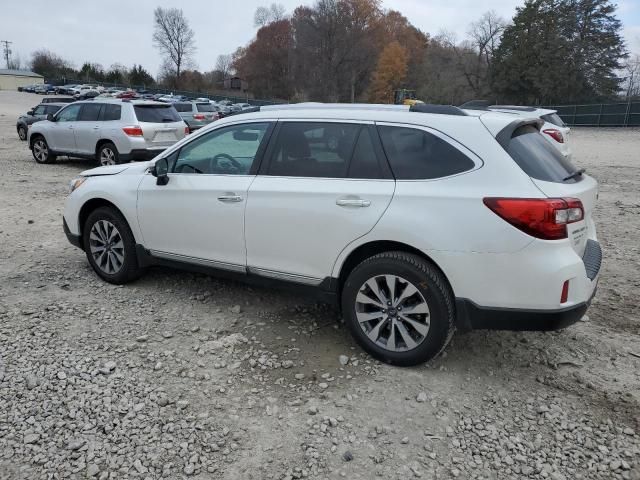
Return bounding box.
[2,0,639,77]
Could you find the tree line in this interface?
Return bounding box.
[22,0,633,104]
[230,0,630,104]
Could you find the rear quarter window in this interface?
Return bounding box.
[506,125,579,183]
[134,105,182,123]
[377,126,475,180]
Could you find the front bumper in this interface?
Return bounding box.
[63,218,83,250]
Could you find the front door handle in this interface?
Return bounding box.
[218,193,243,203]
[336,198,371,208]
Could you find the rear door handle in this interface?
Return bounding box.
[336,198,371,208]
[217,193,243,203]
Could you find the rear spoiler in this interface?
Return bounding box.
[495,119,544,149]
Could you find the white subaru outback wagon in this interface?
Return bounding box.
[63,103,601,366]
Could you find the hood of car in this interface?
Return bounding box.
[80,162,151,177]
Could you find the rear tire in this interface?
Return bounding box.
[97,142,120,166]
[31,136,56,164]
[17,126,27,141]
[341,251,455,366]
[83,207,142,284]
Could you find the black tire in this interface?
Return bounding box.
[83,207,143,284]
[341,251,455,366]
[17,125,27,141]
[31,135,56,164]
[96,142,120,166]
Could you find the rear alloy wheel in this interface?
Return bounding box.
[32,136,56,164]
[342,251,455,366]
[83,207,142,284]
[17,126,27,141]
[97,142,120,166]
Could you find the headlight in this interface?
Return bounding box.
[69,177,87,194]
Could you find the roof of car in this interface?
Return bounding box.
[38,102,70,107]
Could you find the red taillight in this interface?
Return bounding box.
[560,280,569,303]
[483,197,584,240]
[543,128,564,143]
[184,126,190,135]
[193,113,206,120]
[122,126,143,137]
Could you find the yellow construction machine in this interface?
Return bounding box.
[393,89,424,106]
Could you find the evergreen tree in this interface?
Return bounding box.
[491,0,627,104]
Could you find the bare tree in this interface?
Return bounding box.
[152,7,196,82]
[254,3,286,28]
[215,54,233,79]
[467,10,507,67]
[622,54,640,98]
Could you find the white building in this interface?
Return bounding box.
[0,69,44,90]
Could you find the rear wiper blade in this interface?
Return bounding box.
[563,168,585,182]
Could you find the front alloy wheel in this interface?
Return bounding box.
[89,219,125,275]
[83,207,142,284]
[32,137,54,164]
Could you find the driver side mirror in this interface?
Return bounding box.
[46,113,56,122]
[27,109,35,116]
[152,157,170,186]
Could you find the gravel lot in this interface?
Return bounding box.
[0,90,638,480]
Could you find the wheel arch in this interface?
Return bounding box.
[78,198,128,240]
[335,240,454,297]
[95,139,117,155]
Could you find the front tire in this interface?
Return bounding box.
[97,142,120,166]
[341,252,455,366]
[31,136,56,164]
[83,207,142,284]
[17,126,27,141]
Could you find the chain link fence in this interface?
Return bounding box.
[545,101,640,127]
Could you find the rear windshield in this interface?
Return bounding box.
[134,105,182,123]
[173,103,193,113]
[196,103,215,112]
[506,125,580,183]
[541,113,566,127]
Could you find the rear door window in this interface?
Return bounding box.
[506,125,579,183]
[377,126,475,179]
[78,103,103,121]
[173,103,193,113]
[266,122,360,178]
[134,105,182,123]
[348,127,387,179]
[101,104,122,121]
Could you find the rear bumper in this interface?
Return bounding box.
[63,218,83,250]
[455,295,593,331]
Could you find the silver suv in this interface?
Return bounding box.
[28,99,188,166]
[173,102,220,132]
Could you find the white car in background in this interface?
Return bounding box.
[62,103,600,366]
[461,102,572,159]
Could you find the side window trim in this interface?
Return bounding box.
[169,121,276,176]
[374,121,483,181]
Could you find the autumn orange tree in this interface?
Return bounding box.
[369,41,408,103]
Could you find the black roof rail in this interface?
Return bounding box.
[409,104,468,116]
[459,100,491,110]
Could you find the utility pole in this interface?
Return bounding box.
[1,40,13,68]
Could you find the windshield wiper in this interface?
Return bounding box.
[563,168,585,182]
